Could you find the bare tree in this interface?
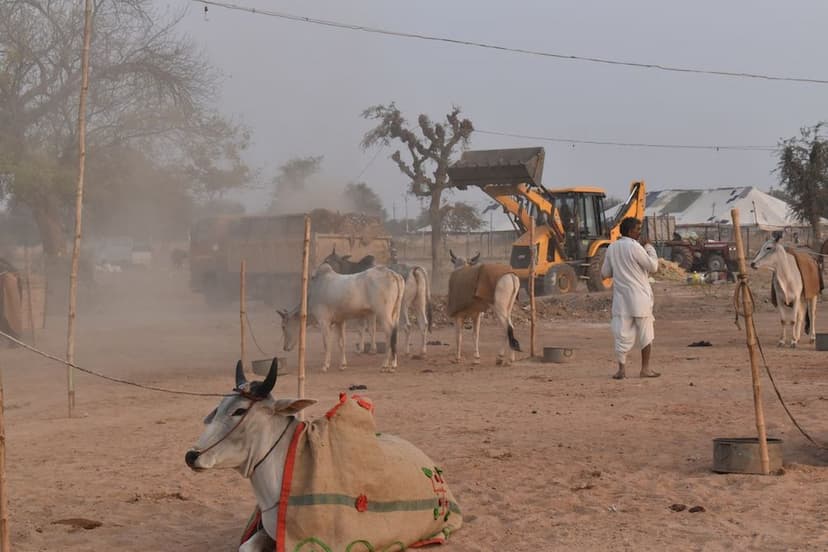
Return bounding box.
[361,103,473,283]
[776,124,828,244]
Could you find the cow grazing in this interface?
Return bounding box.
[185,360,462,552]
[751,236,820,347]
[448,250,521,365]
[279,264,404,372]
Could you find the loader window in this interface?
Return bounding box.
[579,196,600,238]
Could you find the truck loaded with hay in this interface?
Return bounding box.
[189,209,391,306]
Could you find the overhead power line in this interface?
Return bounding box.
[197,0,828,86]
[476,129,778,152]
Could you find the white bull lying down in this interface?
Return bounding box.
[448,251,521,365]
[185,360,462,552]
[750,236,821,347]
[279,264,404,372]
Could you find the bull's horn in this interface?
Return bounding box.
[332,244,336,254]
[449,249,457,261]
[471,252,481,263]
[255,358,279,397]
[235,360,247,388]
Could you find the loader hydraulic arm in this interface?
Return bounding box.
[479,183,566,243]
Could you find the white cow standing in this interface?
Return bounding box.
[448,251,521,365]
[750,236,819,347]
[279,264,404,372]
[390,261,433,358]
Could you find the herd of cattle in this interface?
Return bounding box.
[276,247,522,373]
[184,237,826,551]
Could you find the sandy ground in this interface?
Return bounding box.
[2,268,828,552]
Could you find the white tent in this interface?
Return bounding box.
[609,186,821,231]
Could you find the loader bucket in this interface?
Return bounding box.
[448,147,545,189]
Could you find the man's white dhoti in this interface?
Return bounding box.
[611,315,654,364]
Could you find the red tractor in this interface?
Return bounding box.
[656,235,738,275]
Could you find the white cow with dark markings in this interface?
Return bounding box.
[279,264,404,372]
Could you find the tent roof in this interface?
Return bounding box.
[609,186,820,230]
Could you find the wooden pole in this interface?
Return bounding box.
[240,260,247,370]
[24,246,35,346]
[297,216,312,419]
[731,208,770,475]
[529,217,536,358]
[0,367,9,552]
[65,0,94,418]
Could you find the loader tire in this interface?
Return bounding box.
[587,248,612,292]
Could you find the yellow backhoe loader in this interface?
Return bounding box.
[447,147,646,294]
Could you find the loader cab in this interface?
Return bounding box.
[547,189,608,260]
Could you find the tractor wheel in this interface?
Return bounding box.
[587,247,612,292]
[706,253,725,273]
[671,246,693,270]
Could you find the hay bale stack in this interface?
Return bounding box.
[655,258,687,281]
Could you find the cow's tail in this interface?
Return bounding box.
[390,273,404,356]
[416,266,434,333]
[507,273,521,352]
[507,324,521,352]
[805,304,811,335]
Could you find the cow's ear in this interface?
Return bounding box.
[271,398,317,415]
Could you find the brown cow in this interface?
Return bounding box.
[448,250,521,365]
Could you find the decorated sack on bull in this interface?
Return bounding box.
[186,359,462,552]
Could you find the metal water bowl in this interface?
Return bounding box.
[251,357,288,376]
[712,437,783,474]
[542,347,573,363]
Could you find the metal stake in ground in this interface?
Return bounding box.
[24,245,35,346]
[240,260,247,371]
[65,0,94,418]
[297,215,311,420]
[0,367,9,552]
[731,208,770,475]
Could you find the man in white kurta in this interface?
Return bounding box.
[601,217,660,379]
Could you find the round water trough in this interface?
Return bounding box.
[712,437,783,474]
[252,357,288,376]
[542,347,573,364]
[815,333,828,351]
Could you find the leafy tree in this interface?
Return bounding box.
[776,124,828,244]
[361,103,473,283]
[0,0,251,256]
[271,156,323,196]
[442,201,484,233]
[344,181,387,219]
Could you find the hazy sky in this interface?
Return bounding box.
[159,0,827,222]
